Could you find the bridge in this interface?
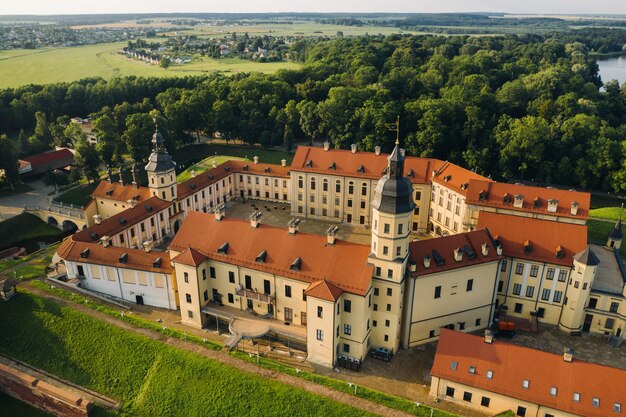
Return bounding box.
[24,202,89,232]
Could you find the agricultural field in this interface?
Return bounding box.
[0,42,300,88]
[0,292,376,417]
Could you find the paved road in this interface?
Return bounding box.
[0,179,54,220]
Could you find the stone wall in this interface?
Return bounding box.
[0,363,91,417]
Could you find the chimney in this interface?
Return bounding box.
[281,159,287,167]
[496,245,503,256]
[547,199,559,213]
[93,214,102,225]
[481,243,490,257]
[563,348,574,362]
[484,329,494,344]
[191,170,197,178]
[400,148,406,157]
[100,236,110,247]
[212,161,217,168]
[127,199,136,209]
[250,211,262,228]
[288,218,302,234]
[374,146,381,156]
[143,239,154,252]
[326,225,339,245]
[423,255,431,268]
[453,247,463,262]
[513,194,524,208]
[351,144,357,154]
[253,156,259,164]
[409,260,417,273]
[118,165,125,185]
[214,204,225,221]
[570,201,579,216]
[323,141,330,151]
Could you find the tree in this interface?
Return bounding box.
[0,135,19,190]
[17,129,29,156]
[160,56,171,69]
[74,137,100,183]
[32,111,53,148]
[63,122,88,147]
[123,113,154,162]
[92,115,119,165]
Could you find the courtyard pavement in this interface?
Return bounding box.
[0,179,54,220]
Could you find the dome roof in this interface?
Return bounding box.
[371,175,415,214]
[145,128,176,173]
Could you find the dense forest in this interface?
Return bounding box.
[2,31,626,192]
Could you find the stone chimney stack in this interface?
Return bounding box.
[281,159,287,167]
[326,225,339,245]
[212,161,217,168]
[253,156,259,164]
[93,214,102,225]
[374,146,381,156]
[484,329,494,344]
[409,260,417,273]
[250,211,262,228]
[323,141,330,151]
[481,243,490,257]
[496,245,503,256]
[563,348,574,362]
[288,218,302,235]
[423,255,431,269]
[453,247,463,262]
[100,236,110,248]
[351,144,357,154]
[214,204,225,221]
[571,201,579,216]
[127,199,136,209]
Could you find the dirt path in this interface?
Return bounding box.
[24,282,419,417]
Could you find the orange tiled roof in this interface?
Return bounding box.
[171,247,208,267]
[169,211,373,295]
[432,329,626,417]
[176,160,289,199]
[431,161,492,196]
[91,180,152,203]
[477,212,587,266]
[57,235,172,274]
[466,180,590,219]
[73,196,171,243]
[408,230,501,276]
[305,280,344,301]
[290,145,444,184]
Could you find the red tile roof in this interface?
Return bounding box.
[57,236,172,274]
[20,149,74,175]
[169,211,373,295]
[431,161,492,196]
[305,280,343,301]
[408,230,501,276]
[466,180,590,219]
[290,145,444,184]
[432,329,626,417]
[73,196,171,243]
[477,212,587,267]
[91,181,152,203]
[171,247,208,267]
[176,160,289,199]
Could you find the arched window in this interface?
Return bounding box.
[323,178,328,192]
[335,180,341,193]
[298,176,303,189]
[310,177,316,191]
[348,181,354,195]
[361,183,367,196]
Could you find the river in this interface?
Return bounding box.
[597,55,626,87]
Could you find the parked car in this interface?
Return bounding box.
[369,347,392,362]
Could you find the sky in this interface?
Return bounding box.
[1,0,626,16]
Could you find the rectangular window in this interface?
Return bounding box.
[185,293,192,303]
[466,279,474,292]
[516,406,526,417]
[316,329,323,341]
[573,392,581,402]
[514,303,523,313]
[188,310,193,318]
[541,288,551,301]
[546,268,555,280]
[343,343,350,353]
[553,291,563,303]
[227,293,234,303]
[384,223,390,234]
[285,285,292,298]
[610,302,619,313]
[210,267,216,278]
[550,387,557,396]
[386,304,391,311]
[203,290,208,302]
[498,281,504,292]
[486,370,493,379]
[446,386,455,397]
[228,271,235,283]
[344,299,351,312]
[374,288,379,296]
[386,288,392,296]
[558,270,567,282]
[515,263,524,275]
[317,306,323,318]
[344,324,351,335]
[512,283,522,295]
[606,318,615,329]
[184,272,189,283]
[481,397,490,407]
[387,269,393,279]
[526,286,535,298]
[475,318,481,326]
[385,320,390,327]
[202,269,207,280]
[463,392,472,402]
[500,260,507,272]
[434,286,441,299]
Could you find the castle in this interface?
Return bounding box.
[56,129,626,367]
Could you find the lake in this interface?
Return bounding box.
[597,55,626,87]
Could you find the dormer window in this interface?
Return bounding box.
[80,248,90,258]
[119,253,128,264]
[503,193,512,204]
[460,183,469,190]
[524,240,532,254]
[556,245,564,259]
[217,242,229,254]
[255,249,267,263]
[357,165,365,173]
[407,169,414,178]
[242,165,249,171]
[290,257,302,271]
[478,190,487,201]
[533,197,541,208]
[547,199,559,213]
[305,159,313,168]
[153,257,162,268]
[264,167,271,173]
[329,162,336,170]
[443,175,452,182]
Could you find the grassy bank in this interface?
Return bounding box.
[0,391,53,417]
[53,182,98,207]
[0,292,376,417]
[0,213,63,252]
[177,155,247,181]
[588,219,626,257]
[174,143,293,168]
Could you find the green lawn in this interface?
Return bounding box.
[177,155,247,181]
[174,144,293,169]
[0,42,300,88]
[0,391,53,417]
[589,206,626,221]
[53,182,98,207]
[0,292,376,417]
[587,219,626,257]
[589,193,626,210]
[0,213,63,252]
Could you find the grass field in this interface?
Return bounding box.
[177,155,247,182]
[0,213,63,251]
[589,206,626,221]
[0,42,300,88]
[0,292,376,417]
[53,182,98,207]
[0,391,53,417]
[587,219,626,257]
[174,143,293,171]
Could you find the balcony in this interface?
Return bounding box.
[236,286,275,304]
